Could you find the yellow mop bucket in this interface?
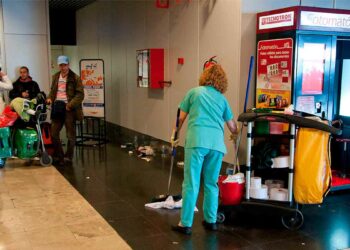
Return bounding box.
[294,127,331,204]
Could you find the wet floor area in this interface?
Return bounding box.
[55,143,350,250]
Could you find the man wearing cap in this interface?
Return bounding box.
[47,55,84,165]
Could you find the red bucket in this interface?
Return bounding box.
[218,175,245,205]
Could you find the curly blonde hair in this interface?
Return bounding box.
[199,64,228,93]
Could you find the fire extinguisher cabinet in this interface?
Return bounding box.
[137,48,164,89]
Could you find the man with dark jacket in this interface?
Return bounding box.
[9,66,40,100]
[47,55,84,166]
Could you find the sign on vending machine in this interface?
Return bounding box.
[256,38,293,109]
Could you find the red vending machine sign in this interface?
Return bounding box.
[256,38,293,108]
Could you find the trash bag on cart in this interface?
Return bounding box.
[294,128,331,204]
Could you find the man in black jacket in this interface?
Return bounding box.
[9,66,40,100]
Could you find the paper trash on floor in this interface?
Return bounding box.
[145,196,198,211]
[138,146,154,156]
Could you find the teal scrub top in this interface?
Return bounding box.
[179,86,234,154]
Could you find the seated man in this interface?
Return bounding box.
[9,66,40,100]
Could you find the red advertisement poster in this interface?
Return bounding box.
[256,38,293,108]
[301,43,325,95]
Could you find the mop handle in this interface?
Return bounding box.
[172,108,181,156]
[234,128,243,172]
[235,56,254,172]
[167,108,181,194]
[244,56,254,113]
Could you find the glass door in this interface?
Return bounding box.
[295,35,333,119]
[339,59,350,117]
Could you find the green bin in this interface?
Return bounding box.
[0,127,12,158]
[254,121,270,135]
[14,129,38,159]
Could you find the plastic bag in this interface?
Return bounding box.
[294,127,331,204]
[0,106,18,128]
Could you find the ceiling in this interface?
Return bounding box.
[49,0,96,10]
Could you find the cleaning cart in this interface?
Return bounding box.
[217,111,341,230]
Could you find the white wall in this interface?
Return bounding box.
[74,0,242,163]
[1,0,51,93]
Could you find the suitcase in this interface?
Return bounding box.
[0,127,12,158]
[14,129,38,159]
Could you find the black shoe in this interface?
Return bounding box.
[171,225,192,235]
[202,221,218,231]
[53,158,65,167]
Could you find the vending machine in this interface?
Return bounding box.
[256,6,350,189]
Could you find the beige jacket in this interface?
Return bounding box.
[0,75,13,112]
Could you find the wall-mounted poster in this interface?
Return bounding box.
[80,59,105,118]
[256,38,293,109]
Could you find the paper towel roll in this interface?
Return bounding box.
[265,179,284,187]
[271,156,289,168]
[250,177,262,189]
[267,184,284,195]
[250,184,268,199]
[265,179,284,195]
[270,188,288,201]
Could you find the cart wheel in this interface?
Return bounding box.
[281,209,304,230]
[40,153,52,167]
[217,212,226,224]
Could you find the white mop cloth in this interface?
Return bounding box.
[145,196,198,211]
[222,173,245,184]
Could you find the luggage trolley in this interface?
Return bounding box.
[218,112,341,230]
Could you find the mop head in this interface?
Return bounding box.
[151,194,182,203]
[145,195,198,211]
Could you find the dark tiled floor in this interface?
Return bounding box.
[56,144,350,250]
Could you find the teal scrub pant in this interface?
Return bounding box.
[181,147,224,227]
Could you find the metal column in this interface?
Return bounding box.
[245,122,253,200]
[288,123,296,203]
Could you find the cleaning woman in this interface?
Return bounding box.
[171,61,238,235]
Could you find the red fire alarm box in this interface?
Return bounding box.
[137,49,164,89]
